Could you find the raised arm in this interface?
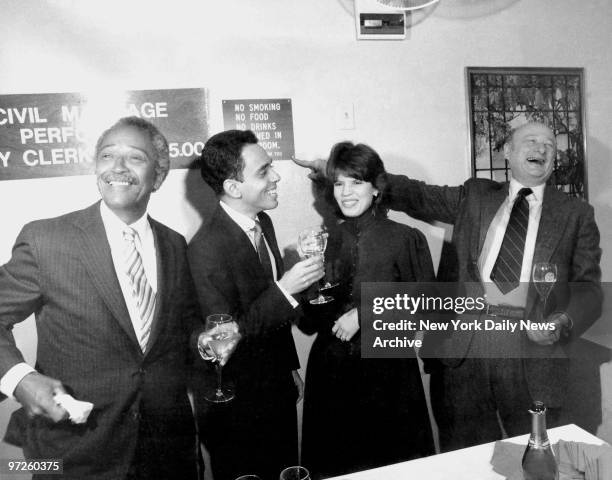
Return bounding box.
[385,174,465,225]
[188,232,322,338]
[292,157,465,224]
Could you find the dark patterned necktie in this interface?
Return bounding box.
[491,187,532,294]
[253,221,274,280]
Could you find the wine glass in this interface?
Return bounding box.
[198,313,241,403]
[320,255,339,293]
[298,226,332,305]
[279,466,310,480]
[532,263,558,316]
[234,476,262,480]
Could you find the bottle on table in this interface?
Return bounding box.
[521,401,559,480]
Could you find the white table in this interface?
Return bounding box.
[325,424,605,480]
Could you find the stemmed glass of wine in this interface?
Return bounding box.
[279,466,310,480]
[320,254,339,294]
[298,226,332,305]
[532,262,558,317]
[198,313,241,403]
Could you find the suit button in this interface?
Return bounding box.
[132,409,141,421]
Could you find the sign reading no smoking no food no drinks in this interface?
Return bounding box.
[222,98,294,161]
[0,88,209,181]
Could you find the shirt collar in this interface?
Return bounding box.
[220,200,258,233]
[509,178,545,203]
[100,201,151,240]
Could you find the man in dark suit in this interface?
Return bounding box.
[0,117,201,479]
[294,121,602,451]
[188,130,324,480]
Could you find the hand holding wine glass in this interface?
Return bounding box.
[198,313,241,403]
[298,226,333,305]
[532,262,558,315]
[277,256,325,296]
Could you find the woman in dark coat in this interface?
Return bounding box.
[300,142,435,479]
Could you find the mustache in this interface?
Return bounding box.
[99,172,138,184]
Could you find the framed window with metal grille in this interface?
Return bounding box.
[466,67,587,199]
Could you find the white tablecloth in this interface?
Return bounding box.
[325,424,605,480]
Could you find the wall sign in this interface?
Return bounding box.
[222,98,294,160]
[0,88,208,181]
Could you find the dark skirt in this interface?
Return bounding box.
[301,331,435,479]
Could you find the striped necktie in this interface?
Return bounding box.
[491,187,532,294]
[253,221,274,280]
[123,228,156,352]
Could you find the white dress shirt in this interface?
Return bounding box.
[478,179,545,307]
[220,201,298,308]
[0,203,157,398]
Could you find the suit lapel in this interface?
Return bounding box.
[215,206,274,283]
[144,219,173,356]
[72,203,140,349]
[533,186,566,264]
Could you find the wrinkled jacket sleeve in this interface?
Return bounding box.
[0,225,43,378]
[386,173,465,225]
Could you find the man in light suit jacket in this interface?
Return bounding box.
[188,130,324,480]
[0,117,201,479]
[294,121,602,451]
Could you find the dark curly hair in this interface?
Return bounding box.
[326,141,388,217]
[199,130,258,195]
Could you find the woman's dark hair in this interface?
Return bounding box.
[326,141,388,217]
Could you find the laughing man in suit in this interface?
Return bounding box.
[0,117,201,479]
[188,129,324,480]
[385,121,602,450]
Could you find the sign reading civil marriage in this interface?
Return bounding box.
[222,98,294,160]
[0,88,209,181]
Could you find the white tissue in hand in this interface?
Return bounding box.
[54,393,93,424]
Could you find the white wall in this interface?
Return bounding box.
[1,0,611,469]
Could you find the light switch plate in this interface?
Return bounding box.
[336,103,355,130]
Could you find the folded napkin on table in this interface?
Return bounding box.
[491,439,612,480]
[557,440,612,480]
